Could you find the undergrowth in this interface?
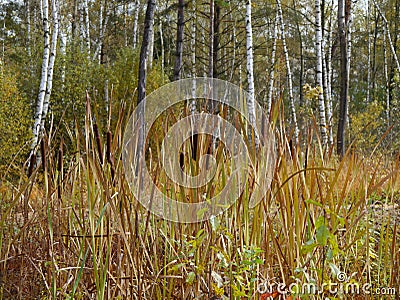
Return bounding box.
[0,96,399,299]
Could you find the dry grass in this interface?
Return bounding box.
[0,98,399,299]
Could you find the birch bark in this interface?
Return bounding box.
[277,0,299,143]
[267,11,278,116]
[245,0,258,146]
[31,0,50,151]
[173,0,184,81]
[41,0,59,131]
[315,0,328,146]
[133,0,140,49]
[337,0,349,157]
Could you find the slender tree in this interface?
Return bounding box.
[315,0,328,146]
[245,0,259,146]
[173,0,184,81]
[383,27,390,125]
[31,0,50,152]
[138,0,156,105]
[337,0,349,157]
[366,0,371,103]
[267,11,278,116]
[190,0,196,114]
[277,0,299,143]
[208,0,214,79]
[325,11,334,145]
[40,0,59,131]
[83,0,90,57]
[133,0,140,49]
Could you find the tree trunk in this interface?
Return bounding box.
[389,0,399,106]
[366,0,371,103]
[383,27,390,125]
[277,0,299,144]
[267,11,278,116]
[41,0,59,131]
[245,0,259,147]
[159,16,165,73]
[325,8,334,145]
[60,29,67,103]
[372,0,400,73]
[190,0,196,114]
[31,0,50,151]
[213,2,220,78]
[173,0,184,81]
[208,0,214,79]
[93,0,108,64]
[337,0,349,157]
[84,0,90,57]
[26,0,33,94]
[315,0,328,146]
[133,0,140,49]
[147,4,155,70]
[138,0,156,105]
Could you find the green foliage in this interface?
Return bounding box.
[50,47,168,151]
[0,65,32,174]
[350,101,384,152]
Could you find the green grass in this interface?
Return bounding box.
[0,98,399,299]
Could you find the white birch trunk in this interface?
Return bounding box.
[60,29,67,103]
[347,2,353,129]
[277,0,299,143]
[133,0,140,49]
[40,0,59,131]
[372,0,400,74]
[159,17,164,73]
[267,11,279,116]
[315,0,328,146]
[325,13,334,145]
[147,4,155,70]
[367,0,371,102]
[79,0,84,51]
[190,0,196,114]
[245,0,258,146]
[26,0,33,78]
[228,3,237,81]
[93,1,108,63]
[31,0,50,151]
[84,0,90,57]
[208,0,214,78]
[383,27,390,125]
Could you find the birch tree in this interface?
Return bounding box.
[315,0,328,146]
[133,0,140,49]
[277,0,299,143]
[93,0,108,64]
[147,4,155,70]
[337,0,349,157]
[267,11,278,116]
[372,0,400,75]
[325,2,334,145]
[40,0,59,131]
[245,0,258,147]
[366,0,371,103]
[208,0,214,79]
[190,0,196,114]
[138,0,156,105]
[83,0,90,57]
[383,27,390,125]
[173,0,184,81]
[31,0,50,152]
